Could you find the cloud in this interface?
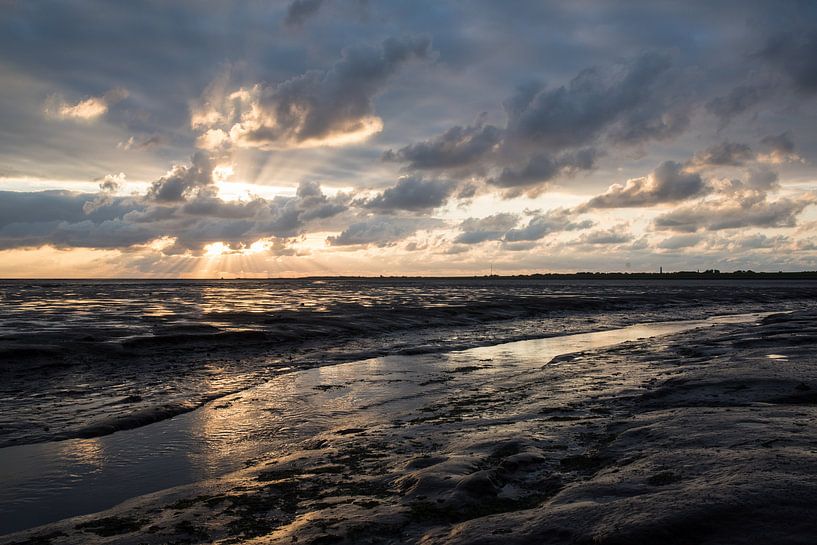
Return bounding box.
[705,85,767,126]
[294,179,349,221]
[657,233,703,250]
[44,88,128,121]
[454,208,595,246]
[454,213,519,244]
[361,177,457,212]
[736,233,788,250]
[690,142,754,168]
[0,190,136,230]
[5,2,817,275]
[382,119,502,170]
[760,30,817,94]
[576,226,633,245]
[192,36,432,150]
[0,157,348,252]
[327,216,437,246]
[83,173,127,213]
[689,138,800,171]
[146,152,214,202]
[284,0,326,27]
[117,135,163,151]
[0,190,150,250]
[504,52,676,150]
[745,168,780,191]
[383,52,684,195]
[584,161,707,209]
[500,241,537,252]
[758,132,802,164]
[504,208,593,241]
[489,148,601,192]
[653,191,815,232]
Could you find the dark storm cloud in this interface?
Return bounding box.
[504,209,593,242]
[360,177,457,212]
[584,161,707,209]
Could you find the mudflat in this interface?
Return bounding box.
[4,309,816,544]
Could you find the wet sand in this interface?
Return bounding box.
[4,309,817,544]
[3,278,815,449]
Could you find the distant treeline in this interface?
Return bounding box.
[507,270,817,280]
[350,270,817,280]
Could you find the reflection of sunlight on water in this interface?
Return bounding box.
[184,366,315,477]
[58,437,106,472]
[461,323,687,368]
[0,313,774,535]
[183,356,411,476]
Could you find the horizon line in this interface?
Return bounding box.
[1,270,817,281]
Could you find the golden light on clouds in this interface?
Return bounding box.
[43,88,129,121]
[55,96,108,119]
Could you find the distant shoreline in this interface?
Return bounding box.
[2,271,817,281]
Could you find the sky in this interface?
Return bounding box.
[1,0,817,277]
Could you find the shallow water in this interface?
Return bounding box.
[3,278,813,448]
[0,313,766,535]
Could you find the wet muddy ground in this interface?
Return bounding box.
[4,309,817,544]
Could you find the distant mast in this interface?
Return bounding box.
[659,266,663,275]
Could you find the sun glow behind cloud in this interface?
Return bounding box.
[2,2,817,277]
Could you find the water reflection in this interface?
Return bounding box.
[0,314,765,534]
[59,437,106,472]
[0,279,786,343]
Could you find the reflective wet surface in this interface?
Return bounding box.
[3,278,813,449]
[0,313,765,535]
